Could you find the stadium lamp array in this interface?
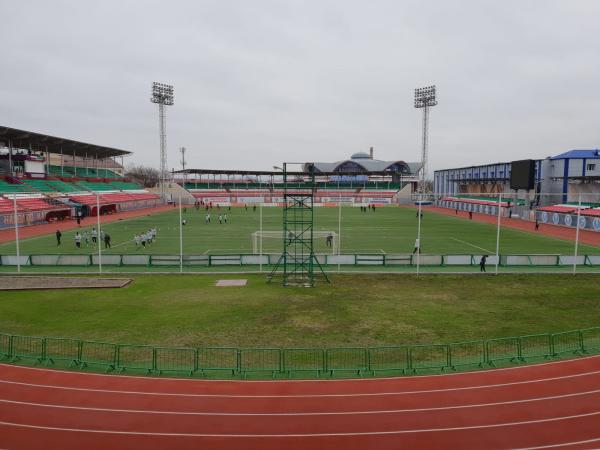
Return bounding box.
[151,82,175,105]
[414,85,437,108]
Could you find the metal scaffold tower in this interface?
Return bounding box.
[268,163,329,287]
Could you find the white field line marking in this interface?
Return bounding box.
[0,411,599,437]
[451,237,494,253]
[379,249,386,254]
[0,388,598,417]
[2,355,600,384]
[203,249,211,254]
[512,437,600,449]
[0,370,599,399]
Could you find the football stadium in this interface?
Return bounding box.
[2,3,600,448]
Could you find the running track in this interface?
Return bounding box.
[1,357,599,449]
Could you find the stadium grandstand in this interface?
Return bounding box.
[433,149,600,232]
[176,148,421,206]
[0,126,161,228]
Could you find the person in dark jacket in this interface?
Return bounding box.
[480,255,487,272]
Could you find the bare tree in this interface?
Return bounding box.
[125,165,159,188]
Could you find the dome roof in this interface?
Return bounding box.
[351,152,370,159]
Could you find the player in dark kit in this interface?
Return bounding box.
[480,255,487,272]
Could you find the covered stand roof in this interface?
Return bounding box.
[0,126,131,158]
[175,168,410,176]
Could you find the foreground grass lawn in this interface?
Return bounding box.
[0,274,599,348]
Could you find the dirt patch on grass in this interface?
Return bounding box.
[0,276,132,290]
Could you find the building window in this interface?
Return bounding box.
[587,163,596,171]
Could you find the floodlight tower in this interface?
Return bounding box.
[150,82,174,199]
[414,85,437,193]
[180,146,186,185]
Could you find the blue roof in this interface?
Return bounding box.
[551,149,600,160]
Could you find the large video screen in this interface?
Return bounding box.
[510,160,536,190]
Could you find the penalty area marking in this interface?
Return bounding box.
[450,237,494,254]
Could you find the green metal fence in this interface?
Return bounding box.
[0,327,599,379]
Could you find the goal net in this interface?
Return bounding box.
[252,231,338,254]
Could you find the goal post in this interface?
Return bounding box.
[253,231,338,255]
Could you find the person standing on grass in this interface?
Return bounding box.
[218,214,222,224]
[412,238,420,254]
[469,211,473,220]
[83,231,90,247]
[535,219,539,231]
[480,255,487,272]
[74,232,81,248]
[224,213,228,224]
[56,229,62,246]
[104,233,111,249]
[91,227,97,244]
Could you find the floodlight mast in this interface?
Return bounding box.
[150,82,174,200]
[414,85,437,193]
[180,146,186,185]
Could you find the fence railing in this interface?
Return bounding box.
[1,327,599,379]
[2,253,600,268]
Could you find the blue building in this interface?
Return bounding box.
[434,149,600,204]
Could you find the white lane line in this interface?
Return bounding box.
[0,370,599,399]
[3,355,600,384]
[0,411,599,437]
[0,388,599,416]
[450,237,494,253]
[512,437,600,449]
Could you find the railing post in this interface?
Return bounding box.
[41,338,47,362]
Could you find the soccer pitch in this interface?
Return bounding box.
[0,206,598,256]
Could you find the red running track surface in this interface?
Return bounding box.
[1,357,600,449]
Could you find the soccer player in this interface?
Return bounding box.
[134,234,140,247]
[287,230,294,244]
[182,219,187,226]
[412,238,420,254]
[205,213,210,224]
[56,229,62,246]
[83,231,90,247]
[141,234,146,248]
[469,211,473,220]
[91,227,97,243]
[74,232,81,248]
[535,219,539,231]
[480,255,487,272]
[104,233,111,249]
[326,233,333,247]
[224,213,228,224]
[218,214,222,224]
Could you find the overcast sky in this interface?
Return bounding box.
[1,0,599,174]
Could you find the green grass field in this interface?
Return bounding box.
[0,206,597,256]
[0,274,599,348]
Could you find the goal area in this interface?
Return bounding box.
[252,231,338,254]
